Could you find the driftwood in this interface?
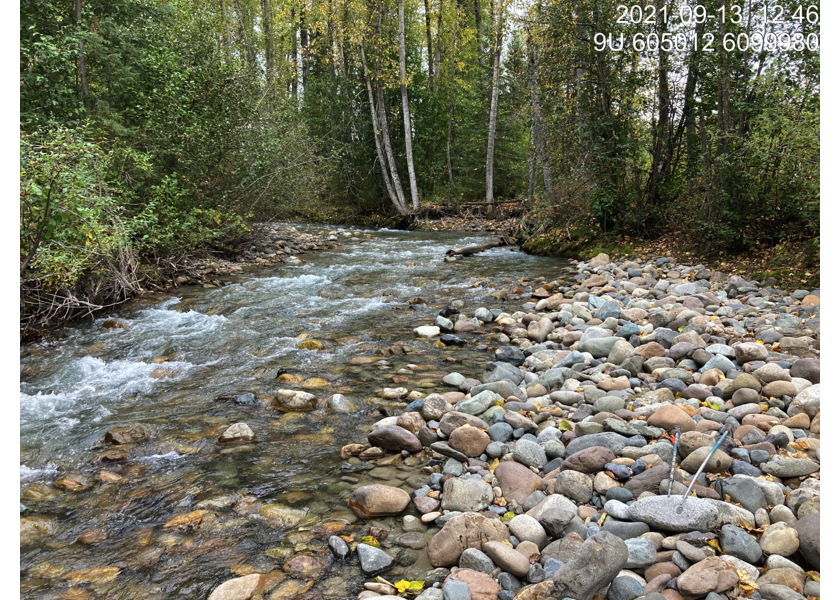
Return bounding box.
[445,236,515,257]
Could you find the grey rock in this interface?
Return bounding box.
[761,458,819,478]
[624,537,656,568]
[793,512,819,570]
[552,531,628,600]
[719,524,762,564]
[566,432,629,456]
[459,547,495,574]
[627,496,719,532]
[608,576,644,600]
[442,579,471,600]
[357,543,394,576]
[328,535,350,559]
[757,583,806,600]
[484,362,524,385]
[442,478,494,512]
[513,438,547,469]
[455,390,498,416]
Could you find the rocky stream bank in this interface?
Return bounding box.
[21,228,821,600]
[206,252,821,600]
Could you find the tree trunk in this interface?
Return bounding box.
[399,0,420,210]
[485,1,502,203]
[446,239,510,256]
[75,0,89,112]
[360,43,404,213]
[375,0,408,212]
[219,0,233,48]
[291,7,298,96]
[646,0,671,208]
[527,28,554,204]
[446,0,458,200]
[423,0,435,83]
[434,2,443,90]
[261,0,274,108]
[300,10,310,90]
[716,0,731,157]
[474,0,483,66]
[326,0,336,77]
[232,0,256,66]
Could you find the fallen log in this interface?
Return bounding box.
[445,237,514,257]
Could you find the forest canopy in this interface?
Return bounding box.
[20,0,819,334]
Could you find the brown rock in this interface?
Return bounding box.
[801,294,820,306]
[597,377,631,391]
[762,381,797,398]
[427,513,509,567]
[446,568,501,600]
[77,528,107,545]
[756,568,805,593]
[699,369,725,386]
[673,330,706,349]
[494,461,542,506]
[676,557,739,596]
[540,532,584,565]
[449,426,490,457]
[163,510,209,530]
[581,275,608,288]
[645,562,682,583]
[339,443,366,459]
[282,553,326,579]
[562,446,616,473]
[368,425,422,453]
[54,473,94,493]
[104,423,149,445]
[625,464,671,498]
[396,412,426,433]
[63,567,121,585]
[439,411,488,436]
[647,405,696,432]
[413,496,440,514]
[677,431,715,459]
[513,581,556,600]
[483,541,531,577]
[359,447,385,460]
[636,342,667,359]
[783,413,810,429]
[208,574,266,600]
[349,485,410,519]
[644,573,674,593]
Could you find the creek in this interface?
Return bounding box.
[20,226,576,599]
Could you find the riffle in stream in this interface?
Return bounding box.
[20,226,575,599]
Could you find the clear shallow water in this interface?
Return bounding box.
[20,226,575,599]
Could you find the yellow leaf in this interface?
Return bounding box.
[361,536,379,548]
[558,419,573,431]
[708,539,721,553]
[488,458,499,474]
[737,569,759,591]
[805,571,820,582]
[394,579,425,593]
[597,512,607,526]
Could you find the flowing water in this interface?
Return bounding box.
[20,226,576,599]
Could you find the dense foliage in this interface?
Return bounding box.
[20,0,819,335]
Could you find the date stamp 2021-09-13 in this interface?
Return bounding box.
[592,3,820,53]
